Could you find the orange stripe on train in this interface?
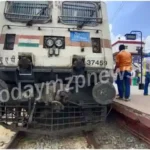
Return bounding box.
[19,35,41,39]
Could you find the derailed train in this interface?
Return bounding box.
[0,1,116,134]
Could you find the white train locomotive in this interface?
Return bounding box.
[0,1,116,134]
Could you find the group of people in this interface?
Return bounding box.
[114,44,150,101]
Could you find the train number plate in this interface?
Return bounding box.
[86,60,107,66]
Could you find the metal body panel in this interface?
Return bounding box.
[0,1,114,133]
[0,1,112,70]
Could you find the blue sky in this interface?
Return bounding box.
[106,1,150,49]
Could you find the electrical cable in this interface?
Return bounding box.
[111,2,125,24]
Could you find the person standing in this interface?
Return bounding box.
[114,53,120,96]
[115,45,132,101]
[143,56,150,95]
[135,69,140,85]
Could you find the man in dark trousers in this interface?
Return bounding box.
[115,45,132,101]
[143,56,150,95]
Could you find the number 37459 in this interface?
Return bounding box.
[86,60,107,66]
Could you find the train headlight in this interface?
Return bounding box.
[46,38,54,48]
[55,39,63,48]
[91,38,101,53]
[93,41,97,46]
[49,48,53,55]
[93,46,99,53]
[54,48,60,56]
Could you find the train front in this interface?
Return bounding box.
[0,1,116,134]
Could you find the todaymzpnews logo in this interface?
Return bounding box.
[0,69,134,102]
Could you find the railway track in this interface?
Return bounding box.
[2,110,150,149]
[4,131,27,149]
[4,129,100,149]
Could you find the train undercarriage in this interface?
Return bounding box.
[0,56,116,134]
[0,98,110,134]
[0,73,115,134]
[0,0,116,135]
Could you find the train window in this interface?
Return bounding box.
[3,34,16,50]
[59,1,102,26]
[4,1,52,24]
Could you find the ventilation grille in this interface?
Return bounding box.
[4,1,52,23]
[0,102,107,133]
[59,1,102,26]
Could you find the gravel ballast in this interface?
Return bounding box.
[0,112,149,149]
[16,121,149,149]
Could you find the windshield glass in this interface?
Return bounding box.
[60,1,100,27]
[4,1,52,24]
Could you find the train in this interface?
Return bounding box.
[0,1,116,134]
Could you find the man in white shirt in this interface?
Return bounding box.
[143,56,150,95]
